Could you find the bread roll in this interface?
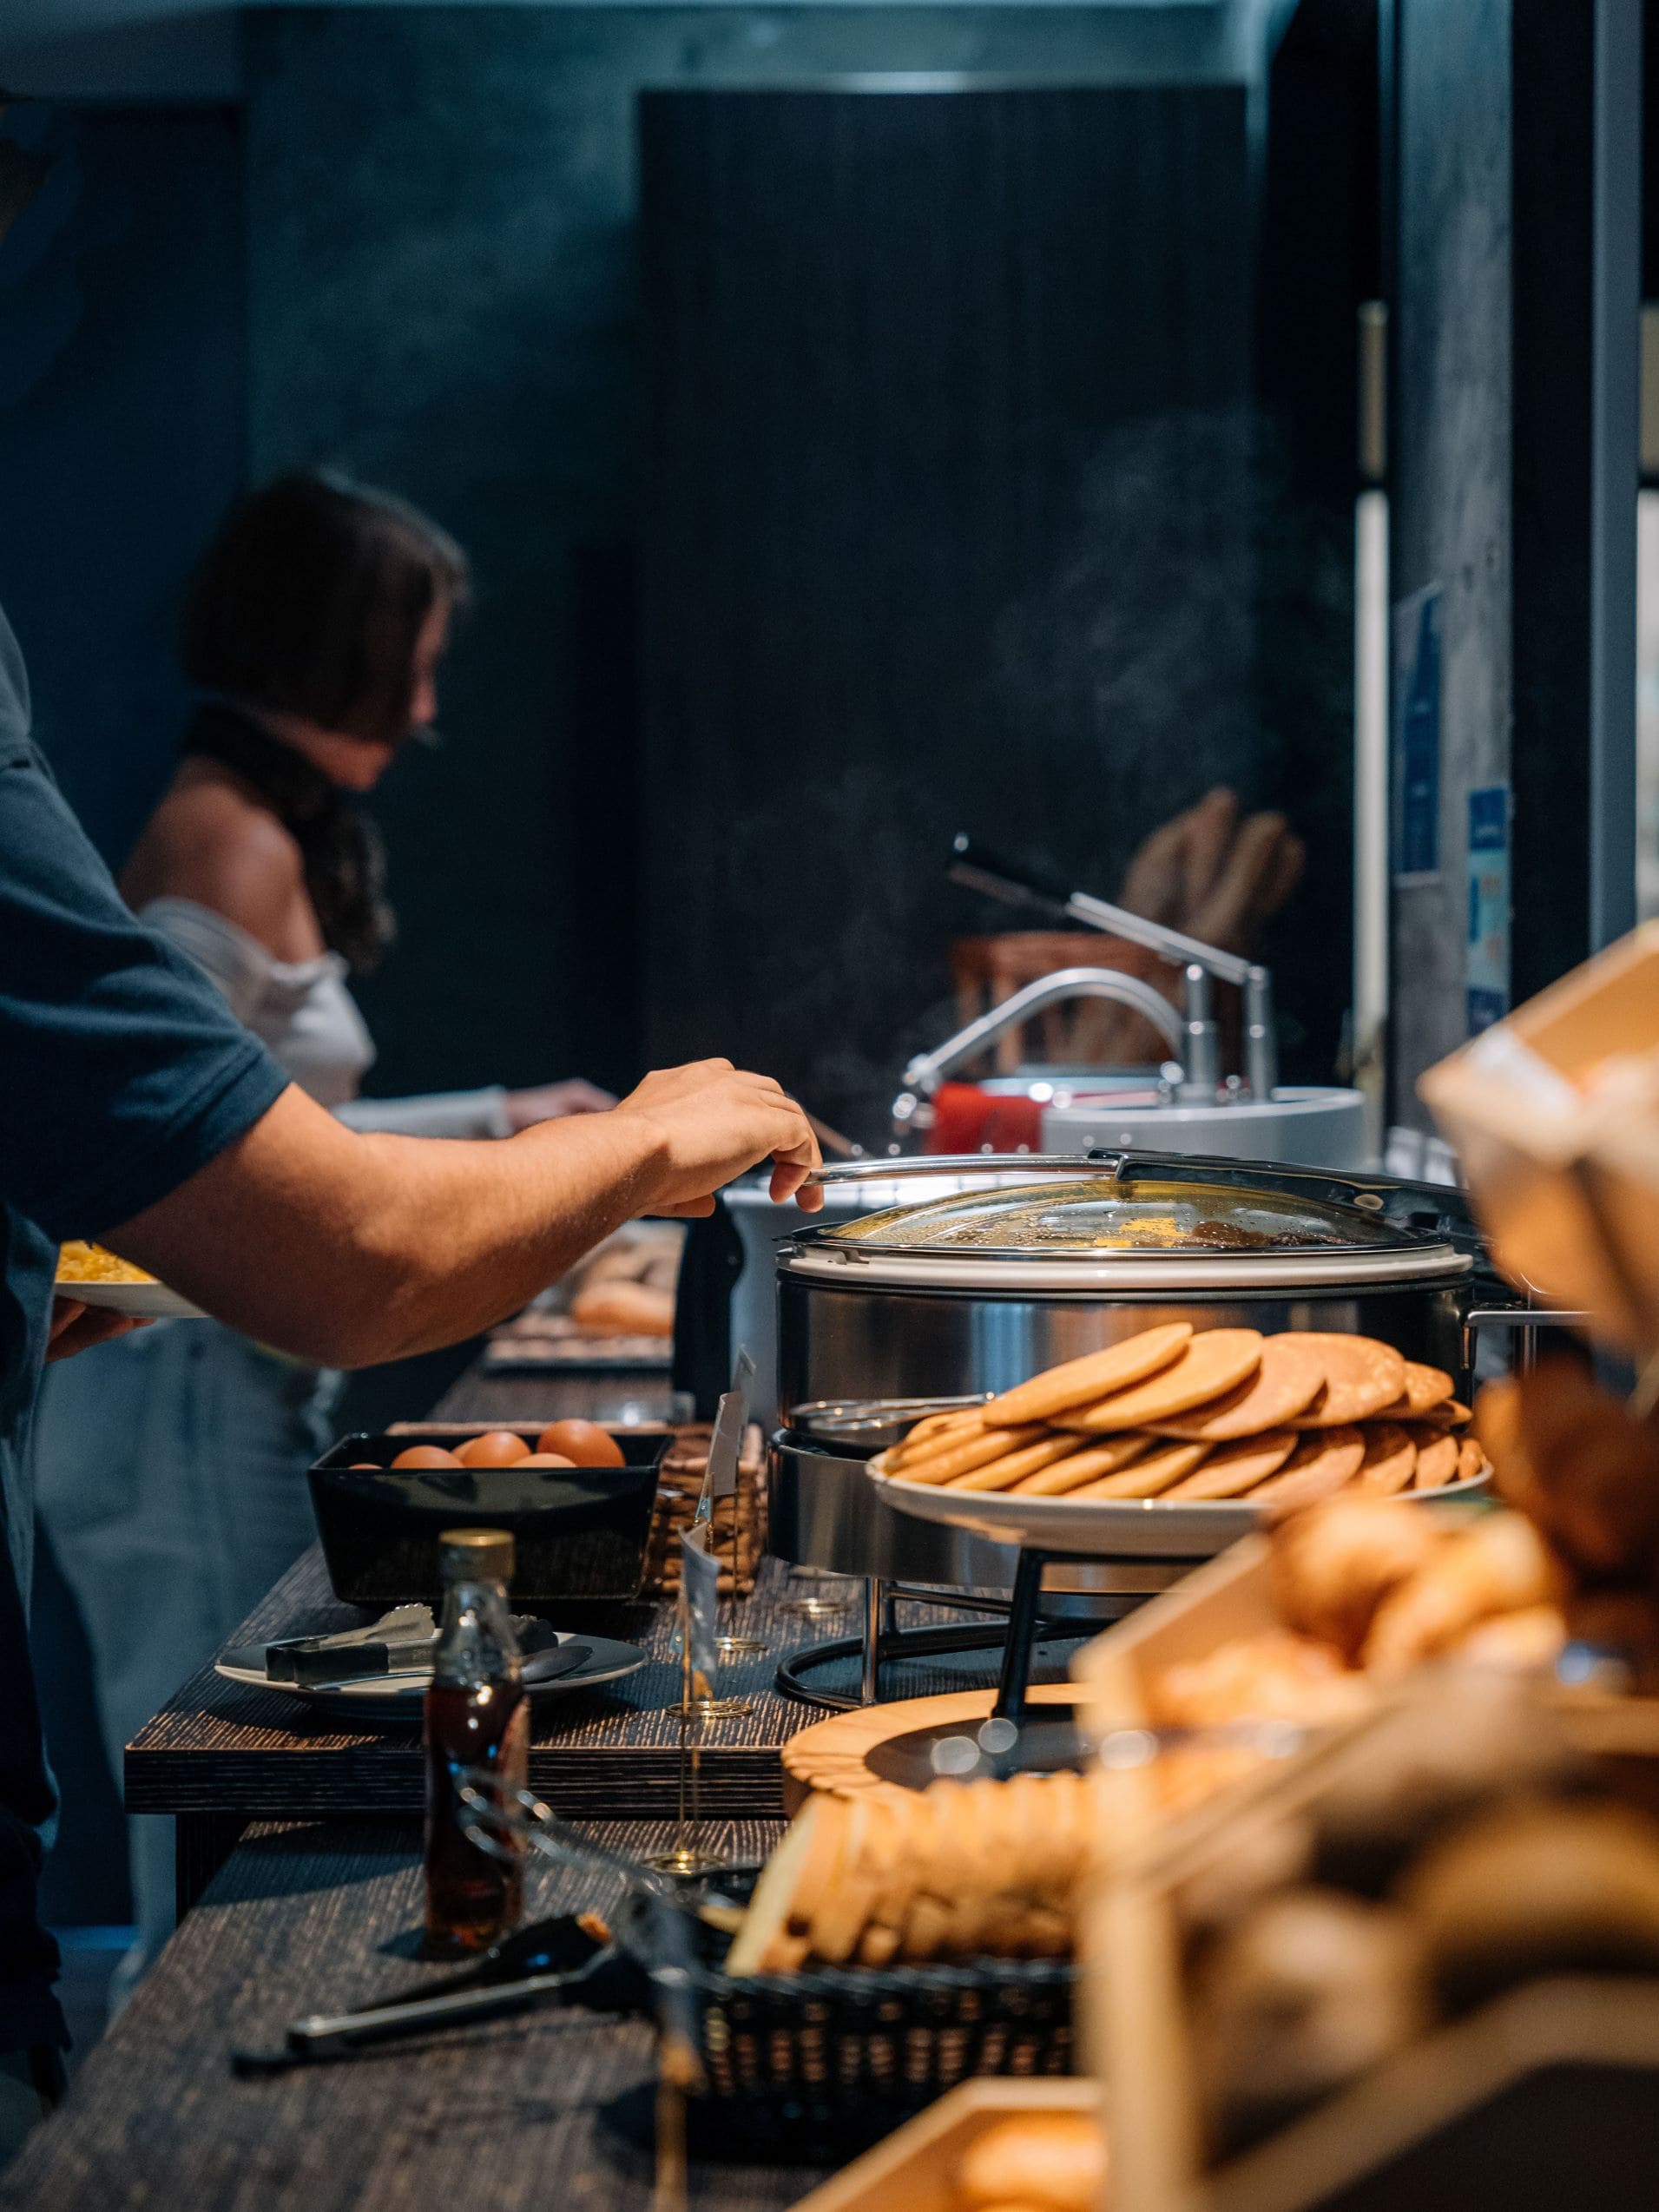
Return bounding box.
[570,1280,675,1337]
[1150,1629,1369,1731]
[1362,1512,1567,1679]
[1269,1497,1442,1663]
[1403,1798,1659,2010]
[1448,1604,1567,1672]
[1477,1361,1659,1580]
[955,2113,1107,2212]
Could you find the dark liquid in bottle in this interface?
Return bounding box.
[424,1677,529,1956]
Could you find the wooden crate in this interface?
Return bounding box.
[789,2077,1103,2212]
[1072,1532,1659,1780]
[1069,1529,1659,2206]
[1073,1538,1274,1737]
[1420,922,1659,1355]
[1093,1715,1659,2212]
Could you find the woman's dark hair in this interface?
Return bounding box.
[181,470,470,747]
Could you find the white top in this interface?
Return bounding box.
[142,897,510,1139]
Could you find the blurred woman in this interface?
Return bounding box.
[35,471,610,1996]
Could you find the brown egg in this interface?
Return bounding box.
[518,1452,576,1467]
[347,1462,381,1470]
[454,1431,533,1467]
[390,1445,461,1470]
[535,1419,626,1467]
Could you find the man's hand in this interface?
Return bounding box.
[46,1296,148,1365]
[613,1059,823,1214]
[101,1055,824,1372]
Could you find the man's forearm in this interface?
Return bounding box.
[106,1084,673,1366]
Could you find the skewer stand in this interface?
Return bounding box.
[774,1557,1170,1716]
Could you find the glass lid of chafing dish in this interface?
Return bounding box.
[815,1175,1430,1259]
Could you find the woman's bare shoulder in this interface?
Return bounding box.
[122,769,319,957]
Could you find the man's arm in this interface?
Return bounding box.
[103,1059,820,1368]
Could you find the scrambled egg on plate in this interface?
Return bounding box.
[56,1241,156,1287]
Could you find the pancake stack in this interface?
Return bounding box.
[880,1325,1489,1509]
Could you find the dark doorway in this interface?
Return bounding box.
[640,84,1351,1139]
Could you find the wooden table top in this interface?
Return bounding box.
[4,1817,817,2212]
[124,1353,1029,1830]
[125,1548,838,1824]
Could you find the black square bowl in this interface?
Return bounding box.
[307,1429,667,1610]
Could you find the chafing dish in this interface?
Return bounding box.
[774,1152,1495,1431]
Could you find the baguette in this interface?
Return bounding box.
[726,1794,841,1976]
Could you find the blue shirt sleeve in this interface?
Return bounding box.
[0,736,290,1242]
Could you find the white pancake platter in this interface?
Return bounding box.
[867,1452,1491,1560]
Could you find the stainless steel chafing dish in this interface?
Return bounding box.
[768,1151,1525,1595]
[777,1152,1488,1419]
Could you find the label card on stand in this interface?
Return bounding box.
[695,1346,755,1524]
[681,1524,722,1705]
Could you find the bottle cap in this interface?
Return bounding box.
[437,1528,515,1586]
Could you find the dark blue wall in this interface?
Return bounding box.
[3,10,1342,1117]
[0,104,244,866]
[240,5,1245,1105]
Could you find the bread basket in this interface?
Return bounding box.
[615,1885,1077,2154]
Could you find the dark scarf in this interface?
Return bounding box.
[180,701,395,973]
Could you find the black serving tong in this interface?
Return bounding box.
[231,1788,746,2077]
[230,1913,631,2076]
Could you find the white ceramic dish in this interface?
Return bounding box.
[869,1454,1491,1559]
[214,1631,647,1723]
[57,1275,204,1320]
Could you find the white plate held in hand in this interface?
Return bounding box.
[56,1276,204,1321]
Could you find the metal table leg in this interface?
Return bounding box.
[861,1577,885,1706]
[991,1552,1050,1724]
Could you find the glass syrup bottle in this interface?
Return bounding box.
[424,1527,529,1957]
